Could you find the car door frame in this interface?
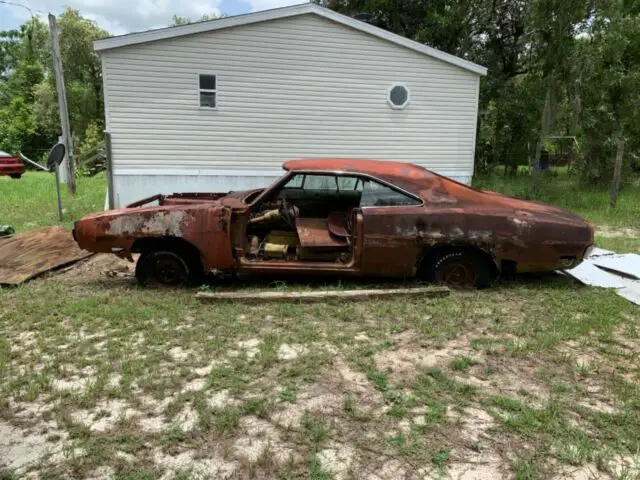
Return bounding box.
[358,178,426,277]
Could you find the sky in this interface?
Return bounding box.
[0,0,306,36]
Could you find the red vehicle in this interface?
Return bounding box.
[0,151,25,179]
[73,159,594,288]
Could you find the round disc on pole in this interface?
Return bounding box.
[47,143,66,172]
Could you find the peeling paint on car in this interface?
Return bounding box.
[73,158,594,281]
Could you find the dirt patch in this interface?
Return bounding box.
[168,346,191,362]
[449,405,497,443]
[153,448,237,479]
[277,343,308,361]
[181,378,206,393]
[577,399,617,414]
[552,464,608,479]
[234,338,262,359]
[71,399,139,433]
[612,325,640,355]
[362,458,406,480]
[454,356,551,406]
[374,331,478,383]
[232,416,293,464]
[270,357,383,429]
[51,376,95,393]
[0,420,67,472]
[317,442,355,480]
[138,415,168,434]
[444,451,506,480]
[208,389,238,409]
[174,405,198,432]
[596,226,640,238]
[85,466,115,480]
[52,253,136,283]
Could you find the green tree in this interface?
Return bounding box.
[577,1,640,183]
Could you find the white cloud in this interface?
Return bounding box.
[246,0,309,13]
[0,0,309,36]
[2,0,223,35]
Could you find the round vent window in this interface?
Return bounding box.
[388,84,410,109]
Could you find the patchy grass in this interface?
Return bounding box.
[1,171,639,478]
[0,172,105,233]
[1,256,639,479]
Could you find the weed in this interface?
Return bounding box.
[450,356,477,372]
[432,449,450,468]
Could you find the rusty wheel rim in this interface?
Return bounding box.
[153,256,188,285]
[436,259,477,288]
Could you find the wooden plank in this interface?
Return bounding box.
[197,286,449,303]
[0,227,93,285]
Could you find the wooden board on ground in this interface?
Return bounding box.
[197,286,449,303]
[0,226,93,285]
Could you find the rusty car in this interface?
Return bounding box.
[73,159,594,288]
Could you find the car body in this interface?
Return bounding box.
[0,151,25,179]
[73,159,594,287]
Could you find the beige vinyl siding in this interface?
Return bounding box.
[102,13,479,178]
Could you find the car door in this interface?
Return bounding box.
[358,178,424,277]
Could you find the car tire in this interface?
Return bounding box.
[9,174,22,179]
[135,250,200,287]
[424,249,493,289]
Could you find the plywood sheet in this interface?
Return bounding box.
[0,227,92,285]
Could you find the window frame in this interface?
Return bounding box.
[358,177,422,208]
[198,73,217,110]
[249,170,424,209]
[387,83,410,110]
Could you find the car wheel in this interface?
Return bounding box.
[136,250,194,286]
[425,249,493,289]
[9,174,22,179]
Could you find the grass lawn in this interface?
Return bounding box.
[1,171,639,480]
[0,172,106,232]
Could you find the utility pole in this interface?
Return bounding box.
[48,13,76,194]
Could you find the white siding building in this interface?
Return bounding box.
[95,3,486,207]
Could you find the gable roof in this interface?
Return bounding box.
[93,3,487,76]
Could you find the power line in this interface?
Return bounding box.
[0,0,48,17]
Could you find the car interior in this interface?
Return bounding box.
[244,173,421,264]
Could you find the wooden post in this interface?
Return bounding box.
[610,140,624,207]
[48,14,76,195]
[104,131,115,209]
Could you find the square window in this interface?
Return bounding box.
[199,74,216,90]
[200,92,216,108]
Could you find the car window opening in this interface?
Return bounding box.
[244,173,420,264]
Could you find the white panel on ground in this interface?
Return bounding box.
[562,251,640,306]
[591,254,640,280]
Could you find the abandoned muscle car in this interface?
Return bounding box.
[73,159,594,288]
